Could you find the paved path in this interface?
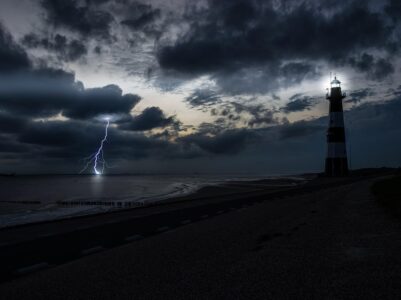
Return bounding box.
[0,178,400,299]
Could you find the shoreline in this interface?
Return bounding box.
[0,175,308,230]
[0,168,396,231]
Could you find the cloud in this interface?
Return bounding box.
[0,134,32,155]
[211,61,320,95]
[16,119,174,162]
[183,95,401,168]
[0,111,30,133]
[370,58,395,80]
[119,107,177,131]
[206,100,280,129]
[120,2,161,30]
[41,0,114,39]
[349,53,395,80]
[0,22,187,172]
[0,68,76,117]
[0,23,31,72]
[180,128,257,155]
[156,0,395,93]
[2,93,401,173]
[385,0,401,22]
[0,69,141,119]
[279,62,321,87]
[281,94,316,113]
[18,119,94,147]
[64,85,141,120]
[205,101,279,129]
[2,1,401,174]
[230,102,279,127]
[345,88,374,104]
[22,33,88,62]
[158,1,391,71]
[279,120,325,140]
[185,88,221,108]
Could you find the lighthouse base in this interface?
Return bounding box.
[325,157,349,177]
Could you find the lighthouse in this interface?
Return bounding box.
[325,76,349,176]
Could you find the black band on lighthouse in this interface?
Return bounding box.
[327,128,346,143]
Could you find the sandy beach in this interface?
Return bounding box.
[0,170,400,299]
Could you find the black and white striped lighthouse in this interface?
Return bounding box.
[325,76,349,176]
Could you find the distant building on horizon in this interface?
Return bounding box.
[325,76,349,176]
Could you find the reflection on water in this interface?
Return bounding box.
[90,175,104,197]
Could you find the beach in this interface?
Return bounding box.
[0,170,400,299]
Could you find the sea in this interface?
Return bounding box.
[0,174,294,228]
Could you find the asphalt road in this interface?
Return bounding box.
[1,175,400,299]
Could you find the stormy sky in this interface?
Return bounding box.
[0,0,400,174]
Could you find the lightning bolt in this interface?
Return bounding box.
[80,118,110,175]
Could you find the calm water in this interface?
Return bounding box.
[0,174,275,228]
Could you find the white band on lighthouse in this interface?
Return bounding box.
[327,143,347,158]
[329,112,344,128]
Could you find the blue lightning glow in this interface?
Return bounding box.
[80,118,110,175]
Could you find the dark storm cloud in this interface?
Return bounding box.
[158,1,391,71]
[279,121,325,140]
[16,119,174,161]
[33,67,76,81]
[0,68,141,119]
[180,129,257,155]
[41,0,114,39]
[0,134,32,154]
[279,62,320,87]
[230,102,279,127]
[3,1,401,174]
[370,59,395,80]
[0,23,31,72]
[348,53,395,80]
[86,0,112,4]
[208,101,279,128]
[281,94,316,113]
[0,22,187,172]
[0,111,30,133]
[22,33,87,62]
[212,61,320,95]
[120,2,161,30]
[0,68,75,117]
[3,93,401,172]
[18,119,94,147]
[180,94,401,165]
[64,85,141,120]
[157,0,396,91]
[387,85,401,98]
[385,0,401,21]
[94,45,102,54]
[119,107,177,131]
[349,96,401,133]
[345,88,374,104]
[185,89,221,108]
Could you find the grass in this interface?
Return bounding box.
[371,174,401,218]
